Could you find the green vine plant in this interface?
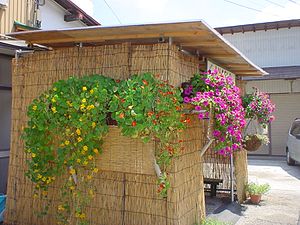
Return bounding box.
[23,73,186,224]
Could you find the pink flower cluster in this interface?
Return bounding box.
[183,70,246,155]
[244,88,275,124]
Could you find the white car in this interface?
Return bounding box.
[286,118,300,165]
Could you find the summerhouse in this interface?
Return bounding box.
[5,21,265,225]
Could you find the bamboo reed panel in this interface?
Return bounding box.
[6,43,208,225]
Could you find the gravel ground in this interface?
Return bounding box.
[236,157,300,225]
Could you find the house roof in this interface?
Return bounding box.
[7,20,267,77]
[243,66,300,81]
[53,0,100,26]
[215,19,300,35]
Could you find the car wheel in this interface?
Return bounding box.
[286,148,295,166]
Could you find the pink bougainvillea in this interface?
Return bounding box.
[182,70,246,155]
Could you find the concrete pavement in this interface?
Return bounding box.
[236,158,300,225]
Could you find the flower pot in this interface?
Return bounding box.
[250,194,261,204]
[244,135,262,152]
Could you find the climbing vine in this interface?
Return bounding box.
[23,73,186,224]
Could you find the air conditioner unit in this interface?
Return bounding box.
[0,0,8,8]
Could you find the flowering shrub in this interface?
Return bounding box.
[110,73,186,196]
[242,87,275,126]
[23,73,185,224]
[182,70,246,155]
[24,75,116,224]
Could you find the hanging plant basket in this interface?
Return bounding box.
[243,135,262,152]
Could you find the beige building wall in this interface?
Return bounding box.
[0,0,34,34]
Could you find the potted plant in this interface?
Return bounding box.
[246,182,270,204]
[242,88,275,152]
[244,133,269,152]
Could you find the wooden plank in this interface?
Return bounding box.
[180,40,219,47]
[34,30,208,45]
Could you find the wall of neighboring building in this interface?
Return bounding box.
[223,27,300,67]
[222,26,300,156]
[245,79,300,94]
[0,0,34,34]
[40,0,86,30]
[0,54,12,194]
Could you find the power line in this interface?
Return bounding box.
[224,0,262,12]
[287,0,300,6]
[224,0,281,17]
[263,0,285,8]
[102,0,122,24]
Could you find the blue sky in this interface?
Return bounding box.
[73,0,300,27]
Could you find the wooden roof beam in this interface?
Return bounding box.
[180,40,219,47]
[30,30,208,45]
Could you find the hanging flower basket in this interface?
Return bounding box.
[243,134,262,152]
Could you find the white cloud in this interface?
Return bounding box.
[71,0,94,16]
[255,0,300,22]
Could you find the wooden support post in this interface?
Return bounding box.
[234,149,248,203]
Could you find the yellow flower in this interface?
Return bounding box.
[34,169,39,173]
[90,89,94,94]
[87,104,95,110]
[89,189,94,196]
[93,148,99,154]
[76,158,81,163]
[31,153,36,158]
[51,107,57,113]
[58,205,65,211]
[82,86,87,91]
[32,105,37,111]
[83,145,88,151]
[88,155,93,160]
[66,101,72,107]
[33,193,38,198]
[80,104,86,111]
[53,87,57,91]
[42,177,47,182]
[81,98,87,103]
[79,213,86,219]
[93,168,99,173]
[83,160,88,165]
[46,179,51,184]
[64,140,70,146]
[69,186,75,191]
[32,125,36,129]
[51,98,56,103]
[37,174,42,179]
[92,122,96,128]
[45,94,49,98]
[69,168,76,175]
[76,129,81,135]
[77,137,82,142]
[86,175,92,180]
[35,184,40,188]
[81,150,86,155]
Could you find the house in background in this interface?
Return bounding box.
[216,19,300,156]
[0,0,99,194]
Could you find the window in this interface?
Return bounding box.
[290,121,300,137]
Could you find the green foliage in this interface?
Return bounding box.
[23,73,185,224]
[110,73,186,196]
[197,218,232,225]
[246,182,270,195]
